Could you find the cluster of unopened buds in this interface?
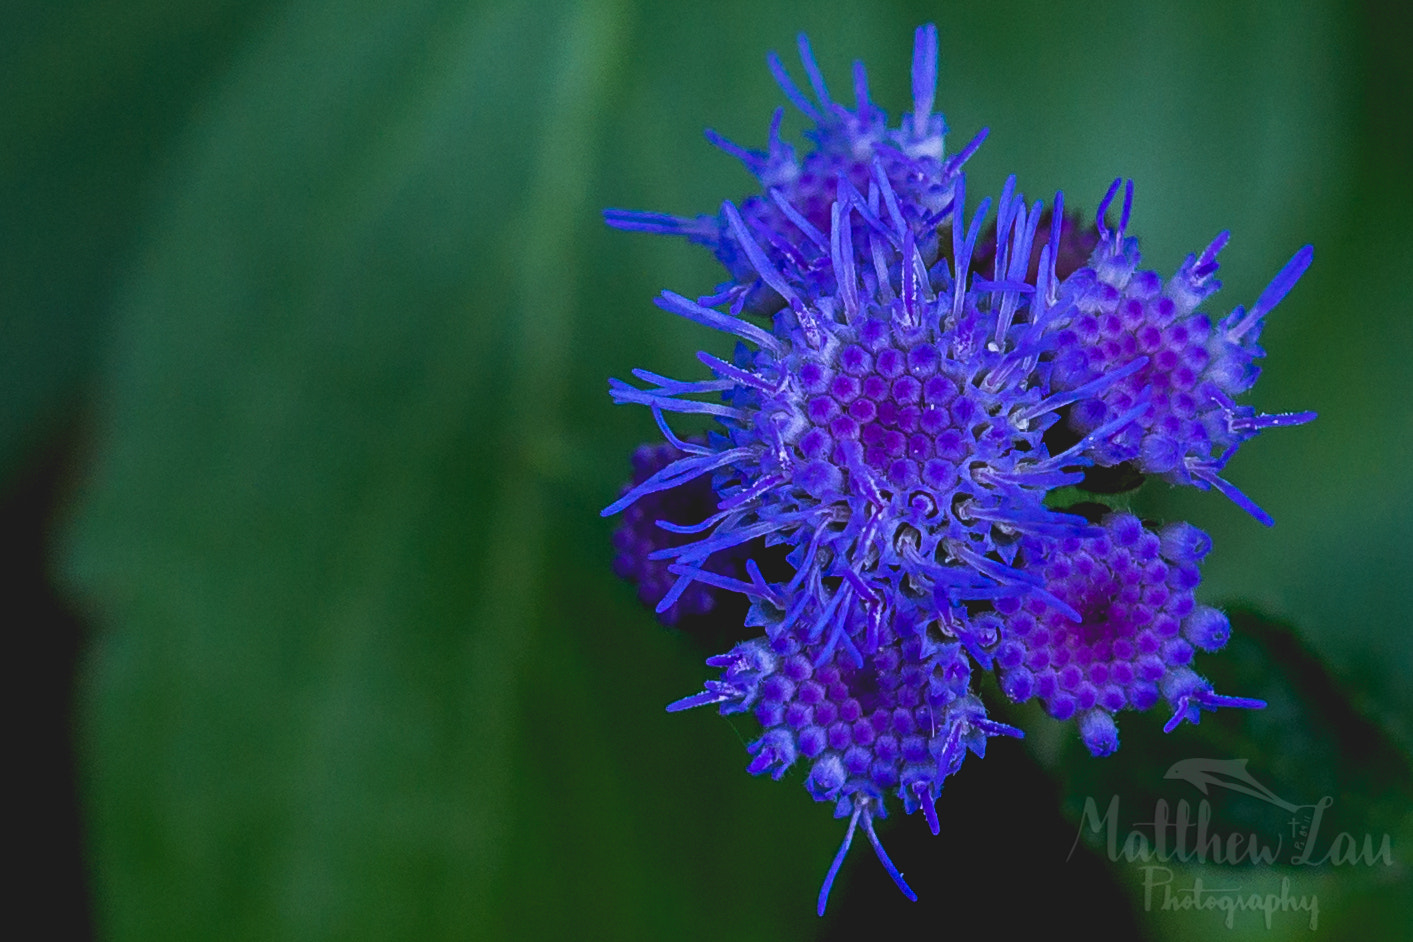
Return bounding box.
[603,25,1313,915]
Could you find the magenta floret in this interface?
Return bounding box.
[1047,181,1315,524]
[994,513,1264,755]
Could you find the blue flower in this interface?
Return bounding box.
[993,513,1264,757]
[1048,180,1316,524]
[605,24,985,310]
[603,23,1306,915]
[665,585,1021,915]
[605,175,1131,626]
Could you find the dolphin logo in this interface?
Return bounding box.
[1164,758,1304,814]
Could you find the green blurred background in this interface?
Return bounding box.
[6,0,1410,938]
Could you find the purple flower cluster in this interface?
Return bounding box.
[1048,206,1316,522]
[603,26,1312,915]
[606,24,984,311]
[993,514,1262,757]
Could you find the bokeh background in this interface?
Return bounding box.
[6,0,1411,939]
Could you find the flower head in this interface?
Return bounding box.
[603,24,1307,914]
[1048,181,1317,523]
[605,24,985,310]
[994,513,1262,756]
[606,175,1135,635]
[666,582,1021,915]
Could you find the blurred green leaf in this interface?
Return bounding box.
[58,0,830,938]
[0,0,279,484]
